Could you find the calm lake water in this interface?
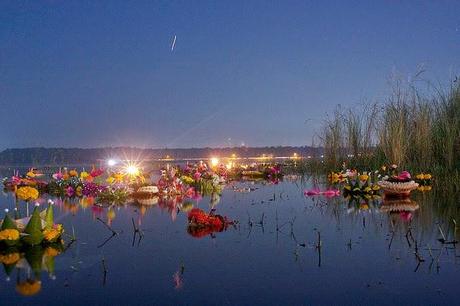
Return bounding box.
[0,167,459,305]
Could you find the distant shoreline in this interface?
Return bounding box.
[0,146,323,166]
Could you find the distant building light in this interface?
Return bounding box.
[107,159,118,167]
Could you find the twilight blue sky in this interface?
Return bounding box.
[1,1,459,149]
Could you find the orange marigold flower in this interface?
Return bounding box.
[16,186,39,201]
[0,229,20,240]
[0,252,20,265]
[16,280,41,296]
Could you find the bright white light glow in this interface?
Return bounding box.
[126,165,140,176]
[107,159,118,167]
[210,157,220,167]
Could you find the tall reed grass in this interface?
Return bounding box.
[316,74,460,186]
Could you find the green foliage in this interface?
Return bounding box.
[22,207,44,246]
[316,75,459,176]
[1,214,17,231]
[44,205,54,230]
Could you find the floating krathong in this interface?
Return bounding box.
[0,203,64,248]
[377,180,418,197]
[131,186,159,201]
[377,171,418,197]
[187,208,234,238]
[304,188,340,197]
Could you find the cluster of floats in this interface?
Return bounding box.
[0,199,64,296]
[1,159,282,230]
[305,164,433,222]
[0,159,283,295]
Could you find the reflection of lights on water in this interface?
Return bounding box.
[210,157,219,167]
[107,159,118,167]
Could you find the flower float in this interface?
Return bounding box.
[0,211,20,246]
[0,203,64,247]
[304,188,340,197]
[131,186,160,201]
[341,171,380,200]
[232,163,283,182]
[377,171,419,197]
[187,208,234,238]
[3,170,47,191]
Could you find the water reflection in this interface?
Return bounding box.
[1,244,63,296]
[0,169,459,304]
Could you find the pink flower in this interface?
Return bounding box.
[322,189,340,197]
[193,172,201,181]
[65,186,75,197]
[11,176,21,185]
[397,171,411,180]
[52,172,63,180]
[185,187,196,198]
[304,189,320,196]
[400,211,412,222]
[90,168,104,177]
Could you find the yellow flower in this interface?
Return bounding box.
[106,176,115,184]
[43,224,63,242]
[76,186,83,197]
[16,280,41,296]
[328,172,339,183]
[418,185,432,192]
[0,229,20,240]
[113,173,124,183]
[381,165,387,172]
[0,252,20,265]
[80,171,89,180]
[26,171,36,178]
[359,174,369,182]
[45,247,60,257]
[416,173,424,180]
[360,203,369,210]
[423,174,432,180]
[16,186,39,201]
[69,169,78,177]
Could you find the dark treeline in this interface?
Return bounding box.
[0,146,322,165]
